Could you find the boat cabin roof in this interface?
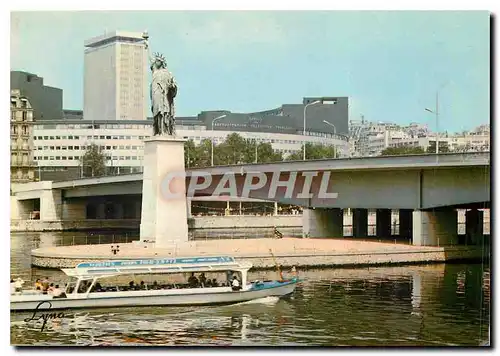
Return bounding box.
[62,256,252,279]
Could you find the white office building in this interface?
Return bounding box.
[33,120,350,180]
[84,31,148,122]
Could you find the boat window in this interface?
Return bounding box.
[65,281,77,294]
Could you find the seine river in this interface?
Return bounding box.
[10,232,490,346]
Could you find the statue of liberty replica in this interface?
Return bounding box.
[139,31,189,248]
[143,32,178,136]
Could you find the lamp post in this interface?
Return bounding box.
[322,119,337,134]
[323,119,338,158]
[211,114,227,166]
[254,139,258,163]
[425,93,439,155]
[425,81,449,155]
[303,100,321,160]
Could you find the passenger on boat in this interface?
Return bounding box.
[152,281,159,289]
[10,279,15,295]
[52,285,66,298]
[231,276,241,291]
[140,281,146,290]
[188,273,199,287]
[35,279,42,291]
[41,277,50,294]
[48,283,55,294]
[199,273,207,287]
[211,279,218,287]
[78,280,89,293]
[129,281,135,290]
[14,278,24,293]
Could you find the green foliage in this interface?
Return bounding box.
[286,142,338,161]
[426,142,450,153]
[380,146,426,156]
[182,133,302,168]
[81,143,108,177]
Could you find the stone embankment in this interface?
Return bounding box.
[31,237,487,270]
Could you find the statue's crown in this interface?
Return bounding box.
[152,52,167,67]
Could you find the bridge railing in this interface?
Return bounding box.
[31,233,140,249]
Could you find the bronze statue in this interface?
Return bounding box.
[149,52,178,136]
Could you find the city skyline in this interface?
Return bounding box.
[11,11,490,132]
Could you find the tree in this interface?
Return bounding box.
[380,146,425,156]
[426,141,450,154]
[80,143,108,177]
[286,143,337,161]
[184,139,196,168]
[255,142,283,163]
[182,133,284,168]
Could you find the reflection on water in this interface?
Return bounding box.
[10,233,490,346]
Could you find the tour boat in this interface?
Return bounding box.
[10,256,298,311]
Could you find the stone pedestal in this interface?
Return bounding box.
[140,137,188,247]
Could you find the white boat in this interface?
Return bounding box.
[11,256,299,311]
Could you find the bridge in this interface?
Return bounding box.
[11,152,490,246]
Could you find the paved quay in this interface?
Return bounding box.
[31,238,486,269]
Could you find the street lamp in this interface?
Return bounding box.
[254,138,258,163]
[322,119,337,134]
[425,81,449,155]
[211,114,227,166]
[303,100,321,160]
[425,102,439,155]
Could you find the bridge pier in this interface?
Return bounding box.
[376,209,392,239]
[303,208,343,238]
[352,208,368,238]
[465,209,484,245]
[412,209,458,246]
[40,190,62,221]
[96,203,106,219]
[113,203,124,219]
[399,209,413,242]
[61,200,86,220]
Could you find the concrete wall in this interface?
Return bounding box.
[62,200,87,220]
[421,167,490,209]
[188,215,302,229]
[10,219,140,232]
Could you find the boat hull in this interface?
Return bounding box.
[11,280,297,311]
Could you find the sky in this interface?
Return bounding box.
[10,11,490,133]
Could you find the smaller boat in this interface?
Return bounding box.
[11,256,298,311]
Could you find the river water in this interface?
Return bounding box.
[10,232,490,346]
